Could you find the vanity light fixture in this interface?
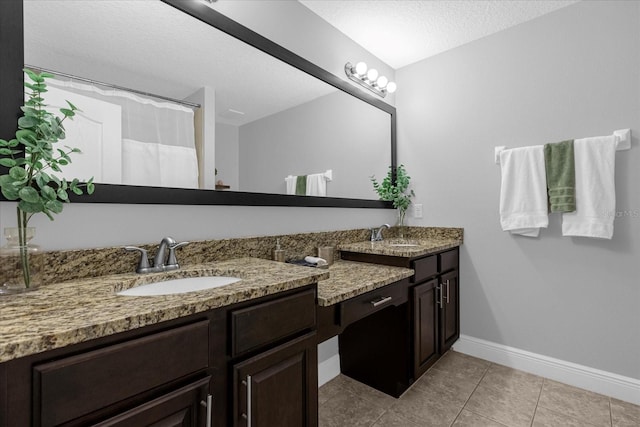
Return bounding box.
[345,61,396,98]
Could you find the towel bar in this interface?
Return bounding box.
[285,169,333,181]
[494,129,631,164]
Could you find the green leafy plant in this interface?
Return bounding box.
[371,165,415,226]
[370,164,415,226]
[0,69,94,287]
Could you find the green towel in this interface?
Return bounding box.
[544,140,576,213]
[295,175,307,195]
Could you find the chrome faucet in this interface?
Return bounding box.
[125,237,190,274]
[371,223,391,242]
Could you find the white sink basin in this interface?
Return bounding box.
[117,276,241,296]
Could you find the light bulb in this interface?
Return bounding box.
[366,68,379,82]
[354,61,367,76]
[386,81,397,93]
[376,76,388,88]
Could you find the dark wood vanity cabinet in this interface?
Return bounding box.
[411,248,460,374]
[413,278,440,378]
[0,285,318,427]
[341,247,461,387]
[439,268,460,353]
[228,288,318,427]
[232,333,317,427]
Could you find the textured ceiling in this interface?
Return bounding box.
[299,0,579,69]
[24,1,335,126]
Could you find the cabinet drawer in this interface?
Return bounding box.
[34,320,209,427]
[412,255,438,283]
[231,288,316,357]
[339,279,409,326]
[439,248,459,273]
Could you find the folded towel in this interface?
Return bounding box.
[499,146,549,237]
[562,136,617,239]
[544,140,576,213]
[295,175,307,196]
[306,172,328,197]
[285,176,296,195]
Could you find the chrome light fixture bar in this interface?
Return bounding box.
[345,61,397,98]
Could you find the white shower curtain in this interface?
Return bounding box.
[46,78,199,189]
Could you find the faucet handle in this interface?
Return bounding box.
[124,246,151,273]
[167,241,190,267]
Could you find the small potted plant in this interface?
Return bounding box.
[0,69,94,293]
[371,164,415,237]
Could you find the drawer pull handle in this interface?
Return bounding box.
[200,394,212,427]
[437,285,443,308]
[370,296,392,307]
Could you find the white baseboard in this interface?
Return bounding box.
[453,334,640,406]
[318,354,341,387]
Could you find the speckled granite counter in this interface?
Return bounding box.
[339,237,462,258]
[316,260,414,306]
[0,258,328,363]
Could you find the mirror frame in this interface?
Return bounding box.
[0,0,396,209]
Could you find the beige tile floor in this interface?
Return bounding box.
[319,351,640,427]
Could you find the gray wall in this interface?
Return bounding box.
[238,91,390,198]
[215,122,240,191]
[0,0,395,250]
[397,0,639,379]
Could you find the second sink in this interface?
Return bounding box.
[117,276,241,296]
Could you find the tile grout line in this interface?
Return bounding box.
[448,361,493,426]
[529,377,546,427]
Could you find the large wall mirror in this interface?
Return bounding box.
[1,0,396,208]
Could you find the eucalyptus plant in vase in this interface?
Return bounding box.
[0,69,94,293]
[371,164,415,238]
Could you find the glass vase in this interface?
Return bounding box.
[396,208,407,239]
[0,227,42,294]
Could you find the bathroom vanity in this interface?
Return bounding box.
[0,229,462,427]
[318,243,460,397]
[0,259,327,427]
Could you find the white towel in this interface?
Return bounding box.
[285,176,297,195]
[562,136,616,239]
[499,146,549,237]
[306,173,327,197]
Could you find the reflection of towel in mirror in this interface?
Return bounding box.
[499,145,548,237]
[296,175,307,195]
[306,173,327,196]
[562,136,617,239]
[285,176,297,195]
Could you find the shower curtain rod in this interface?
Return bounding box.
[24,65,201,109]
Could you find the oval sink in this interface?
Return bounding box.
[117,276,241,296]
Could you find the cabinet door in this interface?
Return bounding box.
[94,376,211,427]
[233,332,317,427]
[439,269,459,353]
[413,278,440,378]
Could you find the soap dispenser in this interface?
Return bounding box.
[272,239,285,262]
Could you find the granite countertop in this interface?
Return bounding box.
[339,237,462,258]
[0,258,328,363]
[317,260,414,306]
